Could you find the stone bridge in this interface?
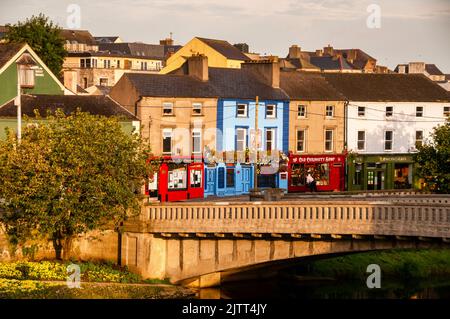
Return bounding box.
[121,196,450,287]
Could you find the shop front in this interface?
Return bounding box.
[288,154,346,192]
[204,162,254,197]
[347,154,415,191]
[146,156,204,202]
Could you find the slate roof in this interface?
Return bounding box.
[310,56,355,71]
[0,94,138,120]
[60,29,96,45]
[123,73,218,98]
[0,43,24,69]
[98,42,166,59]
[122,67,289,100]
[322,73,450,102]
[425,64,444,76]
[280,71,346,101]
[196,37,250,61]
[94,36,121,43]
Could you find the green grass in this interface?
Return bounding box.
[304,249,450,280]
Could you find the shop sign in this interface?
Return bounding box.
[292,156,342,164]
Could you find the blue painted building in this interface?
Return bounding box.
[205,63,290,197]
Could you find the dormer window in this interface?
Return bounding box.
[19,66,35,88]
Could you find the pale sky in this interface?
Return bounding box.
[1,0,449,72]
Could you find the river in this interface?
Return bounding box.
[196,276,450,299]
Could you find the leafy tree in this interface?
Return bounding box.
[413,119,450,193]
[0,111,151,259]
[5,14,67,76]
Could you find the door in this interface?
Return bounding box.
[375,171,384,190]
[241,166,252,193]
[204,167,216,197]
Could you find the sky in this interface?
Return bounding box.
[1,0,449,72]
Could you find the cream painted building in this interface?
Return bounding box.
[160,37,249,74]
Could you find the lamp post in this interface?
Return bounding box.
[254,96,259,191]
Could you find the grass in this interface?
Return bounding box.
[0,260,194,299]
[303,249,450,280]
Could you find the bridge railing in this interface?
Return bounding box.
[130,201,450,239]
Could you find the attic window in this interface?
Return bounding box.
[192,103,202,115]
[19,66,35,88]
[163,102,174,115]
[237,104,248,117]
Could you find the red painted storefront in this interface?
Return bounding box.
[288,154,346,192]
[146,156,204,202]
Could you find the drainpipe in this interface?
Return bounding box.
[344,100,349,191]
[134,95,143,117]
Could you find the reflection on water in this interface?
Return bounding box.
[196,277,450,299]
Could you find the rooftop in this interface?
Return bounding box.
[196,37,250,61]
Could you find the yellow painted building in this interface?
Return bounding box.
[160,37,249,74]
[279,71,347,154]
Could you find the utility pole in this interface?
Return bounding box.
[254,96,259,191]
[16,64,22,143]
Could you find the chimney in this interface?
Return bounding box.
[323,44,334,56]
[315,49,323,57]
[288,45,301,59]
[63,70,78,93]
[408,62,425,74]
[241,58,280,88]
[187,55,208,81]
[160,38,174,46]
[397,65,407,74]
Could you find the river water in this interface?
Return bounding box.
[196,276,450,299]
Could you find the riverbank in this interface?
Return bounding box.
[295,248,450,280]
[0,261,195,299]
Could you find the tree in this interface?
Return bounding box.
[5,14,67,76]
[0,111,151,259]
[413,119,450,193]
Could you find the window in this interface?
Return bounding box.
[358,106,365,117]
[326,105,334,117]
[103,60,110,68]
[92,59,97,68]
[99,78,108,86]
[416,106,423,117]
[163,102,173,115]
[357,131,365,150]
[162,129,172,154]
[297,105,306,118]
[237,104,248,117]
[265,128,276,151]
[296,129,305,152]
[192,103,202,115]
[85,59,91,68]
[19,67,34,88]
[415,130,423,148]
[141,61,147,70]
[354,163,363,185]
[384,130,393,151]
[190,170,202,188]
[80,59,85,68]
[324,129,333,152]
[236,128,247,151]
[117,60,121,68]
[192,130,201,154]
[226,168,235,188]
[266,104,276,118]
[168,166,187,190]
[386,106,393,117]
[444,106,450,118]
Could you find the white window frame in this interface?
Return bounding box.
[236,128,247,151]
[192,103,202,115]
[326,105,334,118]
[19,67,35,88]
[296,129,306,153]
[357,106,365,117]
[192,129,202,154]
[386,106,394,117]
[384,130,393,151]
[297,105,307,118]
[265,128,276,151]
[162,102,174,116]
[444,106,450,118]
[237,104,248,118]
[324,129,334,152]
[266,104,276,118]
[357,131,365,151]
[162,128,173,154]
[416,106,424,117]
